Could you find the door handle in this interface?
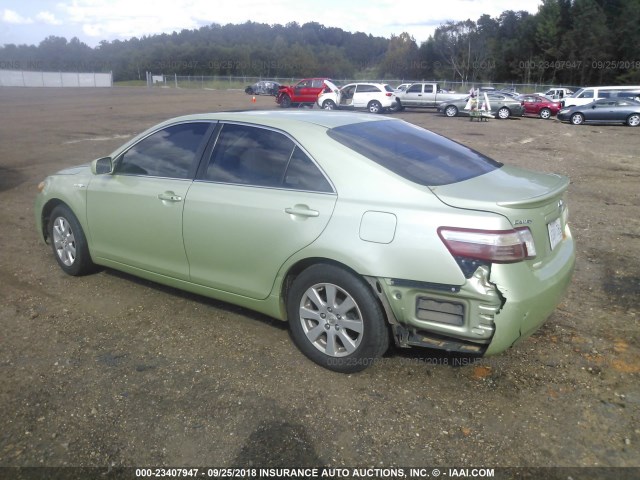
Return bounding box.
[285,205,319,217]
[158,192,183,202]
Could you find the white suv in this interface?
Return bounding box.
[317,80,397,113]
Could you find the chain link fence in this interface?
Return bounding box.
[145,73,578,94]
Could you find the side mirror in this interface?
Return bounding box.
[592,105,597,109]
[91,157,113,175]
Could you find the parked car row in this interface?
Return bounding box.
[271,78,640,126]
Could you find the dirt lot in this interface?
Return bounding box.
[0,87,639,474]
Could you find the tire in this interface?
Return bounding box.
[570,113,584,125]
[497,107,511,119]
[539,108,552,119]
[322,100,336,110]
[388,100,400,112]
[444,105,458,117]
[627,113,640,127]
[245,87,254,95]
[48,204,95,276]
[367,100,383,114]
[280,94,292,108]
[287,264,389,373]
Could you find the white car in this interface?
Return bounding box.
[534,88,574,100]
[317,80,397,114]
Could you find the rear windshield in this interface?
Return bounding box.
[327,120,502,186]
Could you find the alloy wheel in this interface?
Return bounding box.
[298,282,364,357]
[52,216,76,267]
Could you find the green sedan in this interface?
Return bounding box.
[35,111,575,372]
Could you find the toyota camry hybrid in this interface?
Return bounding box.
[35,111,575,372]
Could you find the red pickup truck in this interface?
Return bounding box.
[276,78,332,108]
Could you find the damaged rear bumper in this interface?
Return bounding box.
[367,228,575,355]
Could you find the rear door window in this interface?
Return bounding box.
[203,123,333,192]
[356,84,381,93]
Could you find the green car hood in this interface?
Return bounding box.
[54,164,91,175]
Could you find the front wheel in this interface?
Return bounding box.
[367,100,383,114]
[570,113,584,125]
[322,100,336,110]
[287,264,389,373]
[496,107,510,119]
[280,94,292,108]
[444,105,458,117]
[539,108,552,119]
[627,113,640,127]
[48,204,96,276]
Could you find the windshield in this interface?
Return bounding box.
[568,88,584,98]
[327,120,502,186]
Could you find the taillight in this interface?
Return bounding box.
[386,92,392,96]
[438,227,537,263]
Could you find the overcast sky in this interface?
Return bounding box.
[1,0,542,48]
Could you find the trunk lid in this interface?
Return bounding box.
[322,79,341,104]
[430,165,570,259]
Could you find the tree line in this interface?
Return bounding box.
[1,0,639,86]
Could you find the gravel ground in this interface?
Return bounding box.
[0,87,638,476]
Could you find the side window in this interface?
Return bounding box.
[423,85,435,94]
[580,90,594,99]
[204,124,333,192]
[311,79,324,88]
[356,84,380,93]
[284,147,333,192]
[206,124,293,187]
[407,84,422,93]
[116,123,210,178]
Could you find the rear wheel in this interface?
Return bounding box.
[570,113,584,125]
[280,94,292,108]
[287,264,389,373]
[48,204,96,276]
[368,100,383,114]
[539,108,552,119]
[322,100,336,110]
[497,107,510,119]
[627,113,640,127]
[444,105,458,117]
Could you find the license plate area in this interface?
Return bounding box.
[547,217,563,251]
